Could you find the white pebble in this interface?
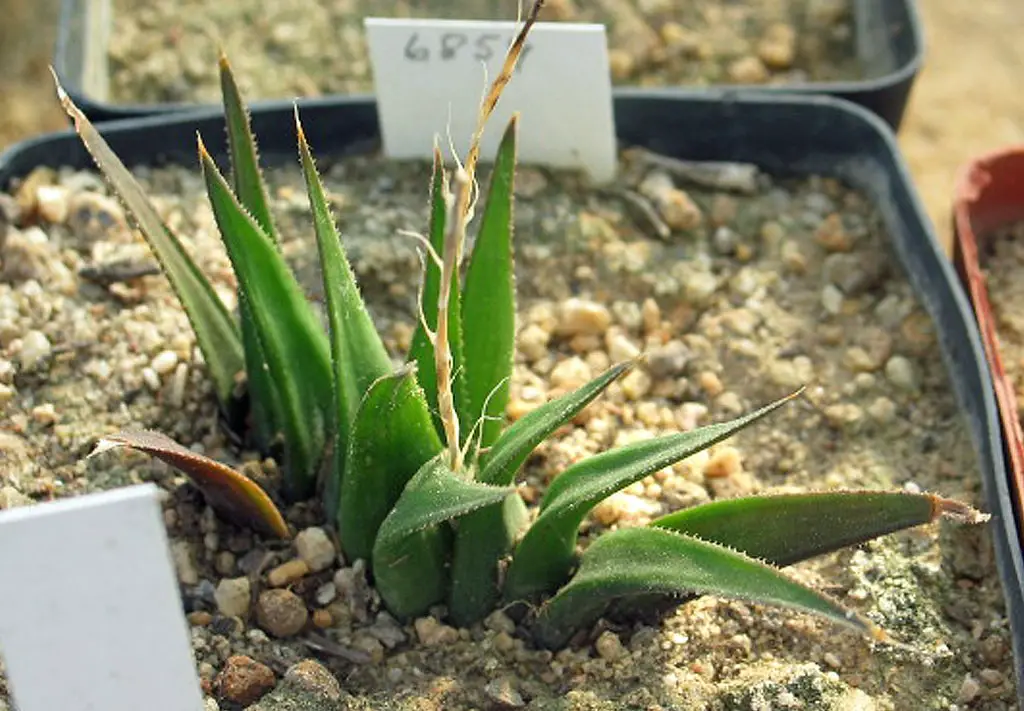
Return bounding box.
[885,355,918,392]
[295,526,336,572]
[150,349,179,375]
[17,330,51,370]
[821,284,844,315]
[558,298,612,337]
[214,577,251,618]
[142,367,161,392]
[36,185,69,223]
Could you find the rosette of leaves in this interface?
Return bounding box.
[62,4,989,648]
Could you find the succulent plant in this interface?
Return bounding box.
[60,4,989,648]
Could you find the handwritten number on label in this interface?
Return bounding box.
[474,33,500,62]
[404,33,428,61]
[401,32,532,70]
[441,33,468,60]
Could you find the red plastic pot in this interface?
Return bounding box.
[953,146,1024,546]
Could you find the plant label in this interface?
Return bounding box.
[0,484,204,711]
[365,18,617,183]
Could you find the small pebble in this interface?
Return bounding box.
[703,446,742,479]
[821,284,844,315]
[256,589,309,638]
[311,608,333,628]
[957,675,981,703]
[641,298,661,334]
[171,540,200,585]
[979,668,1004,686]
[885,355,918,392]
[214,577,251,618]
[550,356,593,391]
[282,659,343,702]
[698,371,724,397]
[728,55,769,83]
[315,581,337,606]
[267,558,310,587]
[595,630,627,661]
[215,655,275,706]
[142,367,161,392]
[295,526,336,572]
[17,330,51,371]
[867,397,897,423]
[414,616,459,647]
[151,349,179,375]
[30,403,57,426]
[620,368,652,400]
[558,298,612,337]
[484,677,525,708]
[518,323,551,361]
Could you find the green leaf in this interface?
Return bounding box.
[220,53,283,451]
[198,138,332,500]
[478,361,634,485]
[652,491,985,568]
[407,147,465,440]
[239,311,282,451]
[504,392,799,602]
[337,367,443,561]
[295,110,398,513]
[448,492,530,627]
[533,527,882,649]
[54,77,243,406]
[460,116,518,450]
[372,453,513,619]
[90,430,289,539]
[448,360,631,625]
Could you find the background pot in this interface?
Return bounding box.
[1,91,1017,699]
[52,0,923,129]
[952,145,1024,592]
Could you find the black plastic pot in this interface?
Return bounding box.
[1,91,1018,698]
[53,0,923,129]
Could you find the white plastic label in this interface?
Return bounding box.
[0,484,204,711]
[365,18,617,183]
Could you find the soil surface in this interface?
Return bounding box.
[105,0,857,104]
[2,1,1024,259]
[0,145,1016,709]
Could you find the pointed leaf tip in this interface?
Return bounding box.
[931,495,991,524]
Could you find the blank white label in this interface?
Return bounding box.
[0,484,204,711]
[365,18,617,183]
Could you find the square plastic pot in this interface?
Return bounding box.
[52,0,923,129]
[1,91,1017,699]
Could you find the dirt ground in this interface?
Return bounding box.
[1,0,1023,256]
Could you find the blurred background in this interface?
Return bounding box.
[1,0,1022,254]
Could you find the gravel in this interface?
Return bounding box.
[106,0,859,104]
[0,149,1015,709]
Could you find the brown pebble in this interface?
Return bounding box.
[256,589,309,638]
[703,446,742,479]
[267,558,310,587]
[312,608,333,629]
[215,655,275,706]
[698,371,724,397]
[187,611,213,626]
[815,214,852,252]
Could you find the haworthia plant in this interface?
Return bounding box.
[69,0,991,649]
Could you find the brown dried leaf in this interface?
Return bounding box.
[91,430,290,539]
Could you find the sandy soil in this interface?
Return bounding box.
[2,0,1024,258]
